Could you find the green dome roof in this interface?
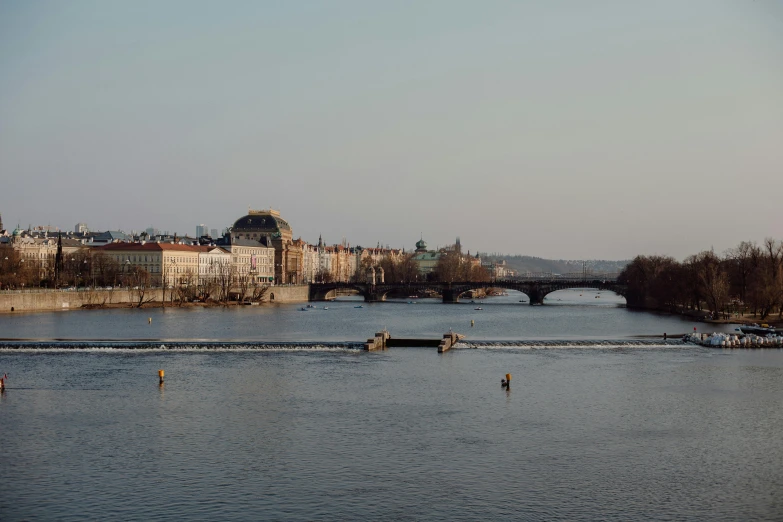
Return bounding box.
[232,213,291,233]
[415,238,427,250]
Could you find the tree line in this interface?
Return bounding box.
[618,239,783,320]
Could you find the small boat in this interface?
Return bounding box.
[354,305,364,309]
[474,307,483,310]
[323,307,329,310]
[740,325,779,335]
[595,295,600,298]
[299,307,308,311]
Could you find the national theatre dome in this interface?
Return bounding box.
[231,209,293,243]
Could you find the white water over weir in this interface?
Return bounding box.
[0,338,700,352]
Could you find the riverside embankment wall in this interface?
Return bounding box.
[0,289,165,313]
[0,285,310,313]
[265,285,309,303]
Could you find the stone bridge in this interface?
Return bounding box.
[309,278,626,305]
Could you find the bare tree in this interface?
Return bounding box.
[236,273,251,303]
[0,247,22,289]
[725,241,759,306]
[434,250,463,282]
[174,269,198,306]
[125,266,155,308]
[314,269,334,283]
[197,268,219,302]
[216,262,234,303]
[252,283,269,301]
[92,252,120,288]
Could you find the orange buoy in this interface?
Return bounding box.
[158,369,165,385]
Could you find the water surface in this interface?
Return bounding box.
[2,292,779,520]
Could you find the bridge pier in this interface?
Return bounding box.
[366,285,385,302]
[441,287,459,303]
[527,286,545,305]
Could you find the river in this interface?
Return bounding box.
[1,289,781,520]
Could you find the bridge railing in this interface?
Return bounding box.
[311,276,621,288]
[495,273,619,282]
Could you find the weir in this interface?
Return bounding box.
[364,330,390,351]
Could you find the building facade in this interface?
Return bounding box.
[225,240,275,284]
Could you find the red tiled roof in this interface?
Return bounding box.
[99,243,212,252]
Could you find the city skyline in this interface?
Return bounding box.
[1,1,781,260]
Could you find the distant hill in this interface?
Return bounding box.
[483,254,628,276]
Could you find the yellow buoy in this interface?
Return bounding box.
[148,317,152,324]
[158,369,165,385]
[471,320,474,327]
[506,373,511,382]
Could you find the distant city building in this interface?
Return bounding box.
[225,239,275,284]
[145,227,158,238]
[196,224,209,238]
[229,208,303,284]
[481,258,517,280]
[412,237,440,275]
[210,228,218,239]
[2,228,86,281]
[198,246,231,283]
[90,231,130,245]
[75,223,88,234]
[100,242,230,287]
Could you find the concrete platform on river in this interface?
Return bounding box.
[365,331,464,352]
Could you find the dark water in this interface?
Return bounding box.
[2,291,782,521]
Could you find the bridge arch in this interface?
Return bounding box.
[309,283,371,301]
[448,280,626,305]
[541,287,627,304]
[370,283,445,302]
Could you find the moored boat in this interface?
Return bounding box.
[739,324,779,336]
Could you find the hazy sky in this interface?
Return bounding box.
[1,1,781,260]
